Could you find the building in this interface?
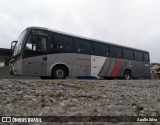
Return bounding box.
[150,63,160,79]
[0,48,12,67]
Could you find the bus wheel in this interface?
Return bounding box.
[124,70,131,80]
[52,66,67,79]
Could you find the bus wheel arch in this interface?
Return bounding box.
[51,64,69,79]
[123,69,131,80]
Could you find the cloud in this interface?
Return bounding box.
[0,0,160,62]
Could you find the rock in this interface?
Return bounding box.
[60,102,65,107]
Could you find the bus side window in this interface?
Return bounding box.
[50,36,57,52]
[38,37,47,52]
[110,46,122,58]
[74,38,92,55]
[117,48,122,58]
[31,35,47,52]
[23,31,48,58]
[94,42,109,57]
[143,52,149,62]
[50,33,73,53]
[134,51,143,61]
[123,48,134,60]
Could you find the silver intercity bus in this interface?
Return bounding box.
[10,27,150,79]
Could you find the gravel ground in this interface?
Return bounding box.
[0,67,39,79]
[0,79,160,125]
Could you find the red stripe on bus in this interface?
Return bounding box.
[111,59,121,77]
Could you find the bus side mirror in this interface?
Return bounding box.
[11,41,17,51]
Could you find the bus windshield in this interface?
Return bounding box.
[12,29,28,57]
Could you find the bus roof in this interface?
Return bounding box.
[27,26,149,53]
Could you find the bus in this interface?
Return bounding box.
[9,27,150,79]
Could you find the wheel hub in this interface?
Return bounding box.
[56,70,64,78]
[125,73,130,80]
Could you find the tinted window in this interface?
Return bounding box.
[50,33,73,52]
[74,38,92,54]
[23,30,48,58]
[94,42,109,56]
[25,33,47,52]
[134,51,143,61]
[123,48,134,60]
[110,46,122,58]
[143,52,149,62]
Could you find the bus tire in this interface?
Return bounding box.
[124,70,131,80]
[51,66,67,79]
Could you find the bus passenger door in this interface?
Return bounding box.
[22,31,48,76]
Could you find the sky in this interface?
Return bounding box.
[0,0,160,63]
